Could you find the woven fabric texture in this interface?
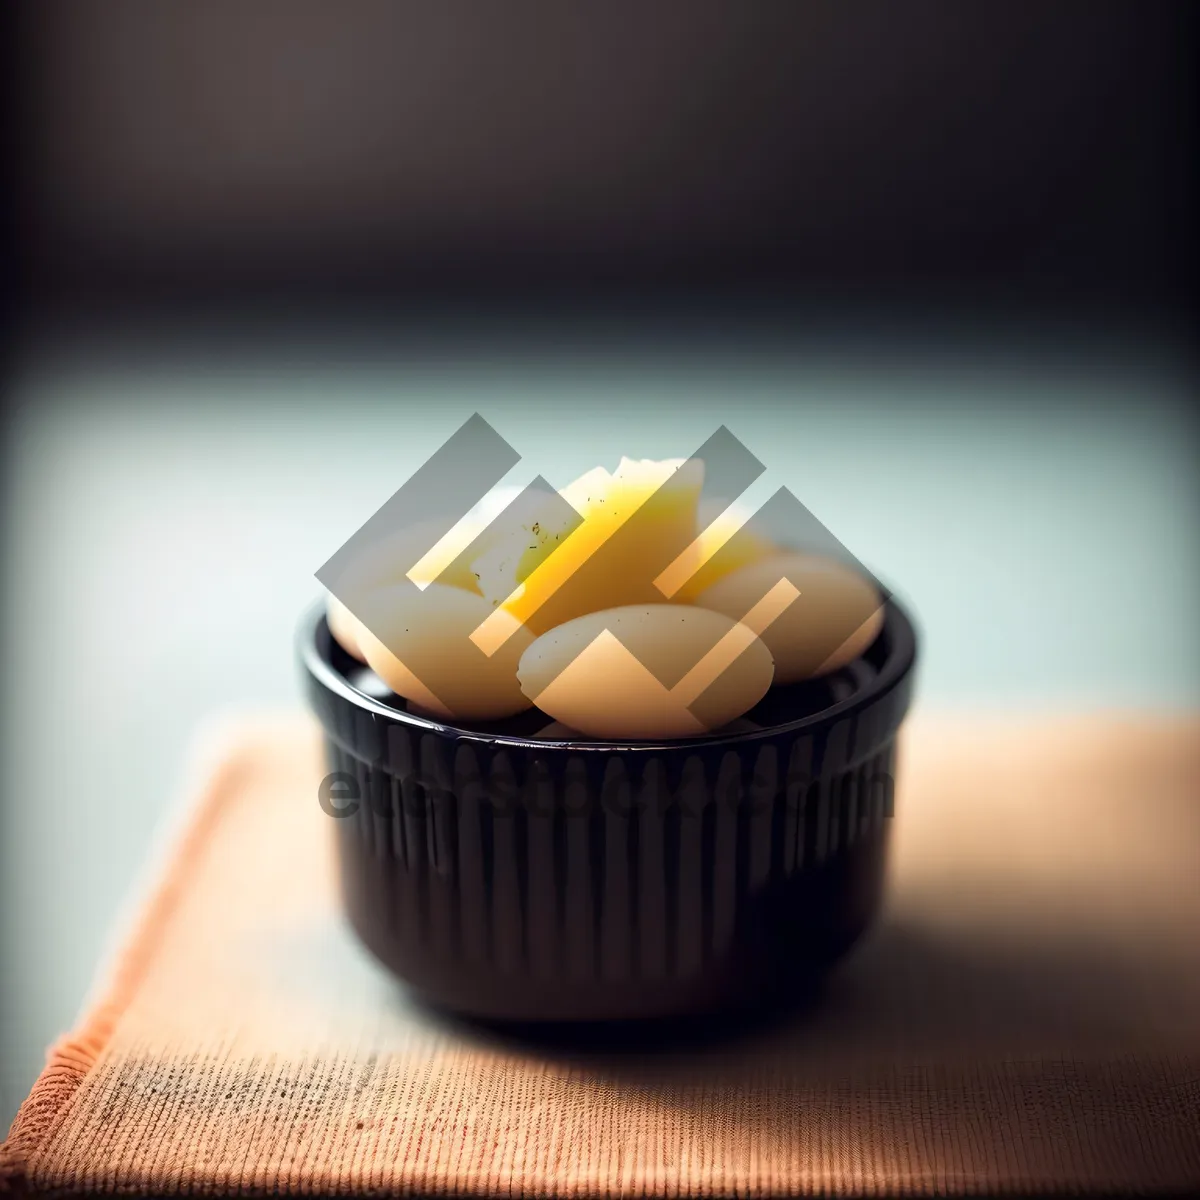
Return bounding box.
[3,713,1199,1196]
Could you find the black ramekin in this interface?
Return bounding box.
[298,595,917,1021]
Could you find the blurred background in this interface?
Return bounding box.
[2,1,1197,1130]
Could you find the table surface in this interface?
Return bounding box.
[2,324,1198,1131]
[6,712,1199,1197]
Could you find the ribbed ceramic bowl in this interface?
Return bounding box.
[299,595,917,1021]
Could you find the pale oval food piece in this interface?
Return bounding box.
[356,582,534,721]
[694,553,884,683]
[325,514,496,662]
[518,604,774,740]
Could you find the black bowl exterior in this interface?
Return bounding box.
[299,600,917,1021]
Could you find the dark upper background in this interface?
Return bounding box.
[7,0,1197,333]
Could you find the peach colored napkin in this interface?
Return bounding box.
[4,713,1199,1196]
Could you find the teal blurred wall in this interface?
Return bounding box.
[2,329,1197,1126]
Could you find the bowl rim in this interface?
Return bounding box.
[298,594,917,754]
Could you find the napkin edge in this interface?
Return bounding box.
[0,712,313,1195]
